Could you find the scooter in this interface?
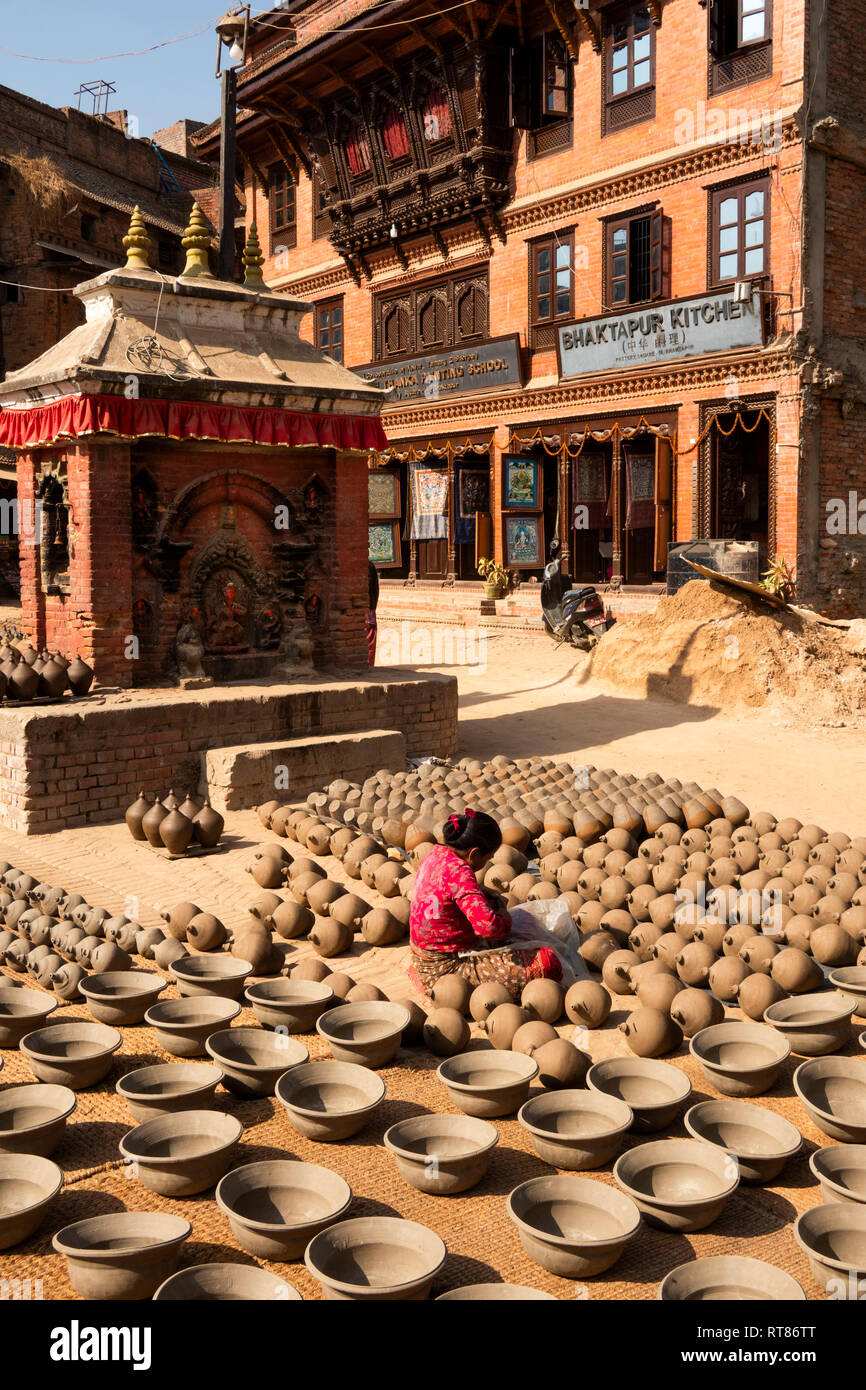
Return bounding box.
[541,543,614,650]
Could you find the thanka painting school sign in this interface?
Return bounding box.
[558,290,763,378]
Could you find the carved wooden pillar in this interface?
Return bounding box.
[559,446,570,570]
[444,443,456,586]
[611,434,624,586]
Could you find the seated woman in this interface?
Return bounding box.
[408,808,563,1001]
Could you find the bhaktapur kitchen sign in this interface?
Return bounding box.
[557,289,763,378]
[357,334,521,403]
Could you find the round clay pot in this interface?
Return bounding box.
[361,907,405,946]
[119,1110,243,1197]
[80,970,165,1026]
[276,1060,385,1142]
[794,1056,866,1143]
[613,1137,738,1233]
[158,901,201,942]
[216,1159,351,1260]
[564,980,611,1028]
[270,901,314,939]
[586,1057,692,1132]
[185,912,227,952]
[809,1144,866,1206]
[316,1001,409,1069]
[690,1020,790,1097]
[305,1215,446,1301]
[518,1090,633,1170]
[310,915,353,958]
[125,791,150,841]
[193,802,224,848]
[620,1007,683,1058]
[0,986,59,1046]
[659,1255,805,1301]
[0,1082,77,1157]
[770,946,823,994]
[158,809,194,856]
[20,1021,121,1089]
[431,974,473,1014]
[0,1153,60,1249]
[507,1174,641,1278]
[205,1027,308,1098]
[684,1100,802,1184]
[155,1263,299,1301]
[469,982,512,1023]
[52,1210,192,1300]
[66,655,94,695]
[141,797,168,847]
[763,992,856,1056]
[384,1114,497,1195]
[437,1049,538,1118]
[521,978,564,1024]
[144,996,241,1058]
[116,1063,223,1123]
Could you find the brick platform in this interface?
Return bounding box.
[0,668,457,834]
[203,726,407,812]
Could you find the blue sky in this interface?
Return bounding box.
[1,3,231,137]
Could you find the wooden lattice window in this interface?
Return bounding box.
[315,298,344,363]
[418,293,448,349]
[455,280,487,340]
[345,126,371,177]
[420,89,453,143]
[268,163,296,249]
[709,0,773,93]
[312,171,331,241]
[383,300,411,356]
[374,269,489,361]
[604,4,656,134]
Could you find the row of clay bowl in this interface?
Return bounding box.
[0,645,94,703]
[125,789,225,854]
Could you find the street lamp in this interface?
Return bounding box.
[215,7,250,281]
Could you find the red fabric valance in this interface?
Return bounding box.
[0,394,387,453]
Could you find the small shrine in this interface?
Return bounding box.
[0,207,387,686]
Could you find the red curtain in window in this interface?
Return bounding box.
[421,90,452,142]
[345,128,370,177]
[383,107,411,159]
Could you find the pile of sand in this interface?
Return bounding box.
[583,579,866,728]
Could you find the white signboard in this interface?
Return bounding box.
[558,290,763,378]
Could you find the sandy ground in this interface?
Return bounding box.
[377,623,866,839]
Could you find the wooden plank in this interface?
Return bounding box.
[683,557,788,607]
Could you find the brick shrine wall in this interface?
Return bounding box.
[0,670,458,834]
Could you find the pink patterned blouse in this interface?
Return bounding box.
[410,845,510,954]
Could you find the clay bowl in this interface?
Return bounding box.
[20,1021,122,1089]
[658,1255,806,1301]
[316,1001,409,1069]
[204,1027,308,1098]
[245,978,334,1032]
[763,992,856,1056]
[168,955,252,1000]
[586,1058,692,1133]
[436,1283,558,1301]
[119,1109,243,1196]
[79,970,166,1026]
[52,1211,192,1300]
[275,1061,386,1142]
[518,1089,633,1170]
[684,1100,801,1184]
[794,1202,866,1296]
[689,1022,790,1098]
[830,966,866,1019]
[614,1138,739,1232]
[0,1153,63,1249]
[153,1263,300,1301]
[384,1114,498,1194]
[116,1063,224,1123]
[809,1145,866,1205]
[216,1159,352,1258]
[0,986,59,1046]
[305,1215,446,1300]
[507,1174,641,1278]
[437,1050,539,1119]
[794,1057,866,1142]
[0,1082,76,1157]
[144,996,241,1058]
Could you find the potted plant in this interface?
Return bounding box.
[477,557,511,600]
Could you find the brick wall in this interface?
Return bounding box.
[0,670,458,834]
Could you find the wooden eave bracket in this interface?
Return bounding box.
[573,5,601,52]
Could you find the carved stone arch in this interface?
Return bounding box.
[156,469,295,545]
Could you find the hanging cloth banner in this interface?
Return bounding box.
[0,393,387,453]
[624,447,656,529]
[410,463,448,539]
[454,464,490,544]
[572,452,609,530]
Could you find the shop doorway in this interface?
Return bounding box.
[572,443,613,584]
[711,411,770,551]
[454,452,491,580]
[621,432,673,584]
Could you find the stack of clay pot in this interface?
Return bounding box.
[125,789,224,854]
[0,644,94,703]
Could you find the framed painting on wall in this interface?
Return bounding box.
[369,521,401,568]
[368,469,399,518]
[504,514,544,569]
[503,456,541,510]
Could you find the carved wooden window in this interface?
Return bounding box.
[268,163,296,249]
[418,293,448,349]
[710,179,769,285]
[604,5,656,134]
[542,32,572,118]
[315,298,344,363]
[383,300,411,357]
[709,0,773,93]
[312,171,330,241]
[530,232,573,349]
[382,108,411,162]
[345,126,371,177]
[606,209,671,306]
[513,32,573,159]
[455,280,487,341]
[420,89,452,143]
[374,269,489,361]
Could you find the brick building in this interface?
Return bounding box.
[194,0,866,615]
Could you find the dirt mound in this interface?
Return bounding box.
[583,579,866,727]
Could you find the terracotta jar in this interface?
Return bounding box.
[159,901,201,941]
[186,913,227,951]
[8,661,39,701]
[193,801,224,848]
[159,809,194,856]
[38,656,68,699]
[141,797,169,847]
[125,791,150,841]
[66,654,95,695]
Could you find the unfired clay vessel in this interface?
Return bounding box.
[205,1026,308,1098]
[689,1021,790,1097]
[587,1057,692,1132]
[684,1099,801,1183]
[384,1114,498,1195]
[305,1216,446,1301]
[52,1211,192,1300]
[659,1256,805,1301]
[169,954,251,999]
[0,1154,63,1250]
[316,1001,409,1068]
[0,1082,77,1157]
[116,1063,223,1123]
[216,1159,352,1259]
[613,1137,739,1232]
[518,1090,632,1170]
[144,995,241,1057]
[20,1021,122,1089]
[437,1050,538,1118]
[507,1174,641,1279]
[275,1060,385,1142]
[119,1109,243,1196]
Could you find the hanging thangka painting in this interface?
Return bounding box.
[504,514,543,568]
[410,464,448,539]
[503,456,541,509]
[624,450,655,529]
[455,467,490,544]
[572,452,609,531]
[369,521,400,567]
[368,470,399,518]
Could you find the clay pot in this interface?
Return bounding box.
[66,655,94,695]
[87,941,131,974]
[722,922,755,956]
[249,855,287,890]
[249,892,282,923]
[361,908,404,946]
[675,941,717,987]
[670,989,725,1037]
[306,879,347,916]
[153,937,189,971]
[613,1139,738,1234]
[193,802,223,848]
[232,922,281,974]
[141,797,169,847]
[51,962,87,1000]
[619,1008,683,1058]
[485,1002,531,1049]
[159,809,194,856]
[738,935,779,974]
[8,661,39,701]
[158,901,201,941]
[771,946,824,993]
[185,913,226,952]
[21,1021,122,1089]
[438,1049,538,1119]
[811,922,857,966]
[512,1020,559,1056]
[103,918,139,953]
[423,1007,471,1057]
[290,958,333,984]
[135,928,165,959]
[345,982,386,1003]
[125,791,150,841]
[270,901,314,939]
[635,972,684,1014]
[521,978,564,1024]
[708,955,752,1001]
[430,974,472,1015]
[120,1109,243,1196]
[470,982,512,1023]
[764,993,856,1056]
[737,972,787,1021]
[794,1056,866,1143]
[310,916,353,958]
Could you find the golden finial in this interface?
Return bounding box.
[243,223,266,287]
[179,201,214,279]
[123,206,151,271]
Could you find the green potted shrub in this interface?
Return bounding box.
[477,557,511,600]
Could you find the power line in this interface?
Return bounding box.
[0,11,225,65]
